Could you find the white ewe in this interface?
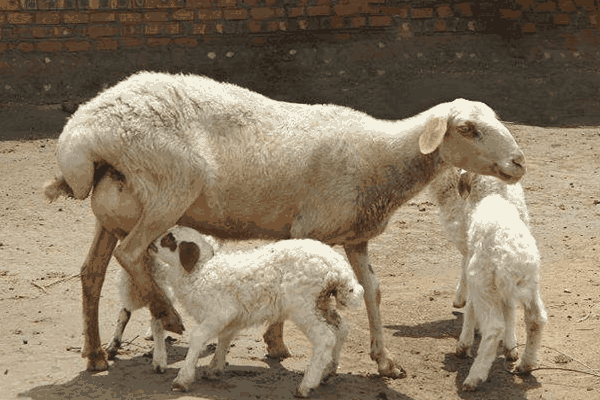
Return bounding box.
[148,226,363,397]
[430,169,547,391]
[106,231,220,360]
[44,71,526,375]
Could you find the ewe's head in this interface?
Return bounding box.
[419,99,525,184]
[149,226,216,273]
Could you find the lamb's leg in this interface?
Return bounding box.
[453,257,468,308]
[502,300,519,362]
[344,242,405,378]
[263,320,291,359]
[206,330,236,380]
[81,221,118,372]
[462,302,504,391]
[322,310,349,382]
[151,317,168,373]
[293,312,337,398]
[173,320,219,392]
[456,301,476,358]
[515,290,547,374]
[106,308,132,360]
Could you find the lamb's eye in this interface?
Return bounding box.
[457,124,478,138]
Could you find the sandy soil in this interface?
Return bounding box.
[0,123,599,400]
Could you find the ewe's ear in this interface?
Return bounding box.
[458,172,472,200]
[419,117,448,154]
[179,241,200,273]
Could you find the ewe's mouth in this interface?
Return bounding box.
[148,243,158,254]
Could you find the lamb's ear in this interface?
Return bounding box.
[179,241,200,273]
[419,117,448,154]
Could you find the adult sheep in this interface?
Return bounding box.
[44,71,526,377]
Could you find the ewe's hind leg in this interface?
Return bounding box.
[345,242,405,378]
[292,312,337,398]
[456,301,476,358]
[113,188,202,335]
[515,291,547,374]
[462,302,504,391]
[453,258,468,308]
[502,301,519,361]
[151,317,167,373]
[106,308,132,360]
[264,320,291,359]
[81,222,118,372]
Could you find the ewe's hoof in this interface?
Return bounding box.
[266,348,292,360]
[461,377,483,392]
[172,380,191,392]
[504,348,519,362]
[455,345,472,359]
[86,352,109,372]
[513,362,533,376]
[105,344,119,360]
[203,369,222,381]
[452,300,466,308]
[294,387,310,398]
[153,364,166,374]
[377,359,407,379]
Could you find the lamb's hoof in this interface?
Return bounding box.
[294,387,311,398]
[320,371,336,384]
[153,363,167,374]
[85,351,109,372]
[377,358,407,379]
[105,343,119,360]
[504,348,519,362]
[455,345,472,359]
[513,362,533,376]
[461,379,481,392]
[172,379,191,392]
[203,369,222,381]
[266,348,292,360]
[452,300,466,308]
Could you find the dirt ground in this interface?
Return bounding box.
[0,123,599,400]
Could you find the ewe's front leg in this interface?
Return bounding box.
[81,222,118,372]
[205,330,236,380]
[453,258,468,308]
[151,318,168,373]
[263,320,291,359]
[344,242,406,379]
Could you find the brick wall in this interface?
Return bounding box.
[1,0,600,134]
[0,0,599,52]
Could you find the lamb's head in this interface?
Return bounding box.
[149,226,216,273]
[419,99,525,184]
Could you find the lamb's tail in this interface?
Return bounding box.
[43,175,74,202]
[327,264,364,310]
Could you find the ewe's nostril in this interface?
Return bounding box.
[512,153,526,169]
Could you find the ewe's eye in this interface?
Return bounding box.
[457,124,479,138]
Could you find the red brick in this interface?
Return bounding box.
[17,42,35,52]
[30,27,49,38]
[517,0,534,7]
[7,13,33,24]
[174,37,197,46]
[335,33,350,40]
[331,16,343,28]
[352,15,364,28]
[0,15,5,23]
[558,0,575,12]
[247,20,261,32]
[91,12,116,22]
[218,0,237,8]
[456,2,472,16]
[306,5,329,16]
[316,0,329,5]
[224,9,248,20]
[370,15,392,27]
[334,4,358,16]
[187,0,211,7]
[380,6,409,18]
[144,11,169,22]
[37,41,63,52]
[193,23,207,34]
[172,9,195,20]
[537,1,556,11]
[437,4,452,18]
[119,12,142,23]
[251,7,275,19]
[63,12,90,24]
[0,0,19,11]
[500,9,521,19]
[288,7,304,17]
[145,21,180,35]
[435,19,447,31]
[555,13,570,24]
[243,0,259,5]
[89,0,99,9]
[53,27,74,37]
[0,43,9,53]
[253,37,264,44]
[87,25,120,37]
[37,12,61,24]
[119,37,142,47]
[266,20,280,31]
[412,8,433,18]
[522,22,536,32]
[265,0,278,4]
[145,0,179,8]
[575,0,595,11]
[96,38,119,50]
[198,9,222,20]
[298,19,308,29]
[64,40,92,52]
[147,38,170,47]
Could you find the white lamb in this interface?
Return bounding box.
[106,231,220,361]
[148,226,364,397]
[430,168,547,391]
